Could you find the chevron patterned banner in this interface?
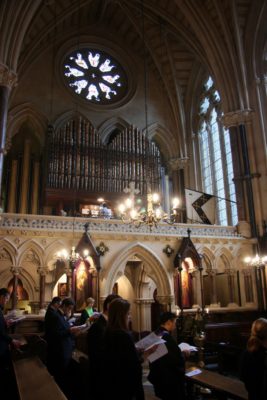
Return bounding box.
[185,189,216,224]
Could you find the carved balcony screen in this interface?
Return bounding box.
[44,116,162,206]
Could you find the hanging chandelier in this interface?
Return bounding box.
[118,185,180,229]
[56,223,95,267]
[244,254,267,268]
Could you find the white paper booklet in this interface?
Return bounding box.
[178,342,198,352]
[147,343,168,363]
[135,332,165,351]
[185,368,202,377]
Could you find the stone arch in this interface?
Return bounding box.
[0,239,17,265]
[7,103,47,146]
[0,266,36,300]
[214,248,234,273]
[44,239,72,284]
[17,240,43,269]
[53,110,95,132]
[146,123,178,162]
[201,247,215,272]
[102,242,172,300]
[98,117,131,144]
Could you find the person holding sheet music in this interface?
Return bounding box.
[148,311,189,400]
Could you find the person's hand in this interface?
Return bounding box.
[11,339,22,349]
[6,319,15,328]
[144,344,158,359]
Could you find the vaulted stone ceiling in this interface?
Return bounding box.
[1,0,266,133]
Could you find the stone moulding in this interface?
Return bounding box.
[0,213,242,239]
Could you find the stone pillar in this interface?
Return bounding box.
[206,268,219,307]
[10,266,21,310]
[242,269,254,306]
[191,270,201,309]
[167,157,189,223]
[37,267,48,313]
[31,160,40,214]
[225,269,239,307]
[0,64,17,198]
[7,159,18,212]
[222,110,258,237]
[19,139,31,213]
[91,269,98,305]
[135,299,154,332]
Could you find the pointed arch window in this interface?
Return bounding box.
[198,78,238,226]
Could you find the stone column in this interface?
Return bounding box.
[37,267,48,313]
[191,270,201,309]
[19,139,31,213]
[242,269,254,306]
[222,110,258,237]
[167,157,189,223]
[0,64,17,198]
[225,268,239,307]
[91,269,98,305]
[135,299,154,332]
[10,266,21,310]
[31,160,40,214]
[7,159,18,212]
[206,268,219,307]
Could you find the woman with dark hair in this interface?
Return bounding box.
[241,318,267,400]
[103,298,144,400]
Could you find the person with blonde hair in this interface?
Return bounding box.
[241,317,267,400]
[80,297,95,324]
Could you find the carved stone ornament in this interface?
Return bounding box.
[96,242,109,256]
[0,63,17,88]
[168,157,189,171]
[0,248,11,260]
[163,244,174,257]
[221,109,254,128]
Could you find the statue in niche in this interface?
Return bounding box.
[75,260,92,311]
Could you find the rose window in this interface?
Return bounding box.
[63,49,127,104]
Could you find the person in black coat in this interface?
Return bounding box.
[240,317,267,400]
[87,294,120,399]
[102,298,144,400]
[45,297,82,396]
[148,311,187,400]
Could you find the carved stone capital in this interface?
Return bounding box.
[206,268,217,276]
[0,63,17,88]
[221,109,254,128]
[242,268,252,276]
[168,157,189,171]
[37,267,48,276]
[10,266,21,275]
[225,268,236,276]
[156,295,174,305]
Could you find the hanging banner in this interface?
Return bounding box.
[185,189,216,224]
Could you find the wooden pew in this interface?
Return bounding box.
[13,357,67,400]
[186,367,248,400]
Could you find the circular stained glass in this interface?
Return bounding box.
[63,49,128,104]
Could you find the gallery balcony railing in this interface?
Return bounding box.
[0,212,241,238]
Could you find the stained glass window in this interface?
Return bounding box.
[63,49,127,104]
[198,77,238,226]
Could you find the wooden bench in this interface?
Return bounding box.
[13,357,67,400]
[185,367,248,400]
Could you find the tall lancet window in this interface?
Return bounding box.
[198,77,238,226]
